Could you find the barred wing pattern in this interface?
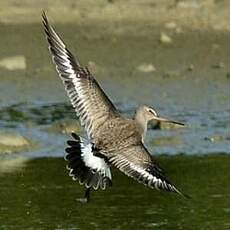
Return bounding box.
[42,12,119,140]
[108,144,184,195]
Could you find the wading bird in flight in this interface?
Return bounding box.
[42,12,188,202]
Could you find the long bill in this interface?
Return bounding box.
[153,116,185,126]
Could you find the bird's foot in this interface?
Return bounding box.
[76,197,89,203]
[76,188,91,203]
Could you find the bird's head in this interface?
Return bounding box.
[142,105,185,126]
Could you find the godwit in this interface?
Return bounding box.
[42,12,188,202]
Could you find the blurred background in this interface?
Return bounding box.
[0,0,230,229]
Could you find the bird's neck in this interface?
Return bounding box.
[134,108,148,143]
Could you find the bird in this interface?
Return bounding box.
[42,12,188,202]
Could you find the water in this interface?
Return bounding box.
[0,23,230,229]
[0,156,230,229]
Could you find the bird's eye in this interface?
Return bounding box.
[148,109,154,114]
[148,109,157,116]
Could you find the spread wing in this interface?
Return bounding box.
[107,144,185,196]
[42,12,119,140]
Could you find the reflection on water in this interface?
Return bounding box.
[0,156,230,229]
[0,102,73,125]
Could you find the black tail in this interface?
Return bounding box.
[65,133,112,190]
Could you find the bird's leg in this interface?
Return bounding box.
[84,187,91,201]
[77,188,91,203]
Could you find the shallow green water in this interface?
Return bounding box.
[0,156,230,229]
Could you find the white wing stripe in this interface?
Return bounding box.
[80,140,111,180]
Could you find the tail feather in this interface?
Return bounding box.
[65,132,112,190]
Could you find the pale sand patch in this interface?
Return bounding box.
[0,157,28,173]
[0,55,26,71]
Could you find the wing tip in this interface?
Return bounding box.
[179,191,191,199]
[41,10,48,28]
[146,163,191,198]
[41,10,52,43]
[170,185,191,199]
[41,10,46,20]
